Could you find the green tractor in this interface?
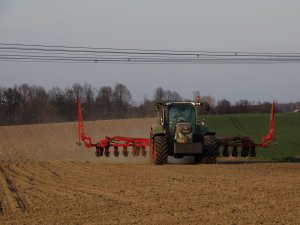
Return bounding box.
[150,100,219,165]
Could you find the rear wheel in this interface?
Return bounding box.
[202,135,218,164]
[153,136,168,165]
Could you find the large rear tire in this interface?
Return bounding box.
[202,135,218,164]
[154,136,168,165]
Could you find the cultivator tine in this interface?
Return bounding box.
[95,147,104,157]
[132,146,140,157]
[241,146,250,157]
[95,147,100,157]
[122,147,129,157]
[104,147,110,157]
[250,146,256,157]
[232,145,238,157]
[223,145,229,157]
[136,147,141,156]
[113,146,120,157]
[141,146,147,157]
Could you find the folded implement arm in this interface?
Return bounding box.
[260,100,277,147]
[217,101,277,157]
[76,100,150,157]
[77,99,93,148]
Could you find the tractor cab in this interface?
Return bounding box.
[155,101,209,145]
[167,103,196,139]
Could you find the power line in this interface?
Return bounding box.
[1,42,300,55]
[0,42,300,64]
[1,56,300,64]
[0,42,243,54]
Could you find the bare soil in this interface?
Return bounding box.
[0,119,299,225]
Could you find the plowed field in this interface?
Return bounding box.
[0,119,299,225]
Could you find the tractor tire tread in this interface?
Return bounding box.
[154,136,168,165]
[202,135,218,164]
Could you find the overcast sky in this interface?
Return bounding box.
[1,0,300,104]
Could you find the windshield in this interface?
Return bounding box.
[168,104,195,135]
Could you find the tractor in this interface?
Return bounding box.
[76,98,276,164]
[150,100,218,164]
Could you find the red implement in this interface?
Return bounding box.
[217,100,277,157]
[260,100,277,147]
[76,100,150,157]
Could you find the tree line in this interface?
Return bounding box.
[0,83,299,125]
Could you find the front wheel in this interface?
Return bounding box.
[153,136,168,165]
[201,135,218,164]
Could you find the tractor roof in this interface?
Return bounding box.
[157,102,203,107]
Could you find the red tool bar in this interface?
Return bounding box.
[77,100,150,151]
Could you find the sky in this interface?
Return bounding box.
[0,0,300,104]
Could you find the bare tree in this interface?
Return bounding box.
[216,99,232,114]
[153,87,165,102]
[154,87,182,102]
[4,87,22,124]
[234,99,250,113]
[164,90,172,101]
[65,87,77,121]
[72,83,83,100]
[82,83,95,120]
[201,95,216,108]
[31,86,48,123]
[96,86,113,119]
[170,91,182,102]
[0,87,7,124]
[112,83,132,118]
[48,86,66,121]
